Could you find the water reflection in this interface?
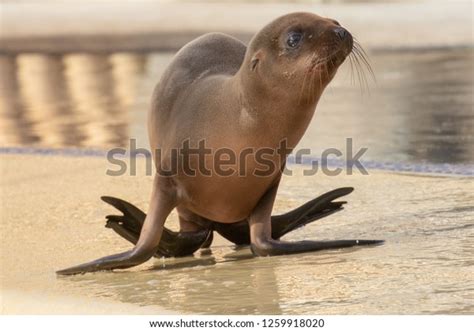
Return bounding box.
[0,55,40,145]
[300,49,474,165]
[62,230,473,314]
[63,246,370,314]
[398,52,473,163]
[17,54,80,146]
[65,247,285,314]
[0,49,472,164]
[0,52,146,148]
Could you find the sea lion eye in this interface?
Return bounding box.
[287,32,303,48]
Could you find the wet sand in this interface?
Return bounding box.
[1,289,173,314]
[1,154,472,314]
[0,154,175,314]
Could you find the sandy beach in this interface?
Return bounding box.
[0,154,176,314]
[1,289,174,314]
[1,154,473,314]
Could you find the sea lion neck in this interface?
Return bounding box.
[227,68,320,148]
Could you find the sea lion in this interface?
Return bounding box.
[57,12,382,275]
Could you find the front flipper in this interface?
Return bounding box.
[214,187,354,245]
[250,239,384,256]
[102,196,210,258]
[271,187,355,238]
[248,183,384,258]
[57,175,175,275]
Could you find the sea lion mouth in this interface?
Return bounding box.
[298,37,374,104]
[307,46,348,72]
[306,26,355,72]
[307,37,372,78]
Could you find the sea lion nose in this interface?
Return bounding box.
[334,27,349,40]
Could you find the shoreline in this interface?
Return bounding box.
[1,145,473,177]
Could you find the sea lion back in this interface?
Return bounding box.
[151,33,247,115]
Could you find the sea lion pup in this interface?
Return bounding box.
[57,12,382,275]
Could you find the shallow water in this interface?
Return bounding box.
[1,47,473,314]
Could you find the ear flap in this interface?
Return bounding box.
[250,51,262,72]
[250,57,259,71]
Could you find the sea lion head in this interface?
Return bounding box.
[242,12,355,104]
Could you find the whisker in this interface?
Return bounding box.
[327,55,337,95]
[310,53,321,104]
[308,70,316,105]
[298,51,316,105]
[348,39,376,95]
[354,52,369,94]
[298,66,310,105]
[353,44,376,82]
[353,39,376,82]
[348,53,355,86]
[298,39,375,101]
[350,52,364,93]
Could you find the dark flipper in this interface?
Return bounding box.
[214,187,354,245]
[158,230,211,257]
[102,187,357,252]
[200,231,214,249]
[250,239,384,257]
[101,196,210,258]
[271,187,355,238]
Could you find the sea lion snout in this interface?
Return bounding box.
[330,26,353,57]
[334,27,349,41]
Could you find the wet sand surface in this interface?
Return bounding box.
[1,155,473,314]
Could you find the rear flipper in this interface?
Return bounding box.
[101,197,210,258]
[102,187,357,253]
[214,187,354,245]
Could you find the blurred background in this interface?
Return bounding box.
[0,0,473,168]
